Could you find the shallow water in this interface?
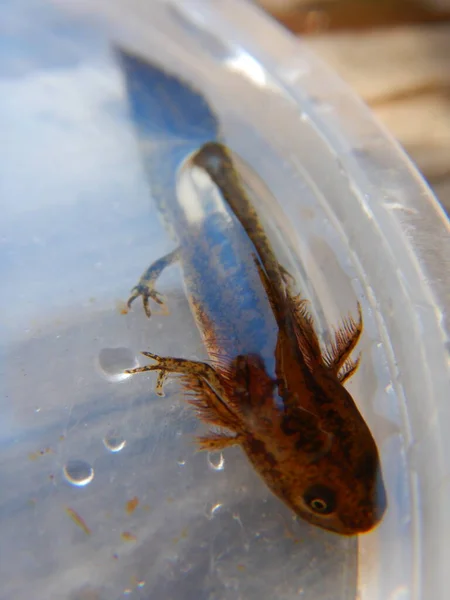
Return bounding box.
[2,1,448,599]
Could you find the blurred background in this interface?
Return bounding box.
[255,0,450,214]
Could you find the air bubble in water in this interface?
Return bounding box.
[63,459,94,487]
[103,433,127,453]
[207,502,223,519]
[207,452,225,471]
[97,347,138,382]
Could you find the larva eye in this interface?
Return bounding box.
[304,484,337,515]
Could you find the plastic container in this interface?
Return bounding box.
[1,1,449,599]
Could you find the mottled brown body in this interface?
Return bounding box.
[126,142,386,535]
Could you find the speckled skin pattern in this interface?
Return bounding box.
[126,142,386,535]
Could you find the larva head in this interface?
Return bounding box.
[292,385,388,535]
[245,423,386,535]
[284,441,386,535]
[236,355,387,535]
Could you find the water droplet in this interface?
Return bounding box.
[63,459,94,487]
[137,581,145,589]
[123,589,132,596]
[232,512,244,529]
[389,586,409,600]
[103,432,127,453]
[385,382,394,394]
[208,502,223,519]
[35,407,41,413]
[97,347,138,382]
[177,458,186,466]
[207,451,225,471]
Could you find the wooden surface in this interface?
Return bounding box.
[259,0,450,32]
[305,24,450,213]
[257,1,450,215]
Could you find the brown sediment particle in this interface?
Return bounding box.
[125,496,139,515]
[65,507,91,535]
